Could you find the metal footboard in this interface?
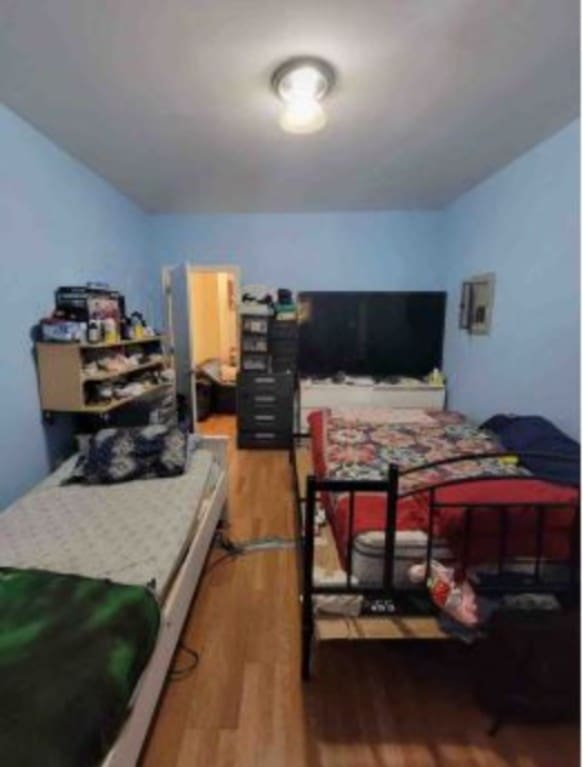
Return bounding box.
[291,435,580,679]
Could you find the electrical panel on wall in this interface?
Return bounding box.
[459,273,495,335]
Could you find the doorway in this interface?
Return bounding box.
[163,264,240,427]
[190,268,239,370]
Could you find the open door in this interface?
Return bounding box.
[162,263,241,426]
[162,264,197,426]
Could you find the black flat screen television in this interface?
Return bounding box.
[298,291,446,378]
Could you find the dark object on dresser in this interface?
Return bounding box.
[277,288,293,305]
[473,608,580,733]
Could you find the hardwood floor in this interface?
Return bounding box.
[140,415,579,767]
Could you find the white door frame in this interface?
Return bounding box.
[161,263,198,427]
[161,263,241,422]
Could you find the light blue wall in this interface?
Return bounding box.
[150,211,445,319]
[443,121,580,438]
[0,106,151,508]
[151,125,580,439]
[1,102,579,506]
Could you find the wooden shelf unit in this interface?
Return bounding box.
[79,383,173,415]
[36,337,172,414]
[81,359,164,383]
[79,335,164,350]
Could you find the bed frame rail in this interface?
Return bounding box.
[293,437,580,679]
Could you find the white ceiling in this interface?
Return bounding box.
[0,0,579,213]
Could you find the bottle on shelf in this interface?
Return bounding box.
[119,315,132,341]
[103,317,118,344]
[130,311,145,340]
[87,314,102,344]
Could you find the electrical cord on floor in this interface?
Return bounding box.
[170,642,201,682]
[214,531,297,556]
[214,530,245,556]
[168,534,299,683]
[167,536,246,682]
[236,536,297,551]
[204,535,297,580]
[204,550,240,575]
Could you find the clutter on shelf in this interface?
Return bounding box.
[81,349,165,379]
[39,284,157,344]
[86,368,174,407]
[239,285,297,320]
[35,283,176,416]
[240,284,275,316]
[274,287,297,320]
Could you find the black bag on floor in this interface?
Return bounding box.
[474,609,579,728]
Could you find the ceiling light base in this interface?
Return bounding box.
[272,56,335,135]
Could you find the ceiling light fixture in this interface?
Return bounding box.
[272,57,335,135]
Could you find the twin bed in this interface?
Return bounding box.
[0,434,228,767]
[1,404,579,758]
[293,407,579,678]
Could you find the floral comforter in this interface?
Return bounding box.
[309,408,577,565]
[319,408,529,496]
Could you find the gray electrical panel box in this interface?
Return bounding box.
[459,273,495,335]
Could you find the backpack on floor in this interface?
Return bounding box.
[473,609,579,728]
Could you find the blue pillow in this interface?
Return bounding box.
[80,425,188,484]
[481,415,580,487]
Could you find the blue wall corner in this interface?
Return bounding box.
[149,210,445,288]
[0,105,151,507]
[442,121,580,438]
[1,102,579,507]
[147,210,445,326]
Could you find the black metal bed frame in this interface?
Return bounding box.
[290,433,580,680]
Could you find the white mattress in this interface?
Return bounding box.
[0,449,220,599]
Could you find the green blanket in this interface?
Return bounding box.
[0,568,160,767]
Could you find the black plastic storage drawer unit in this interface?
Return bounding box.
[269,320,298,375]
[237,372,294,449]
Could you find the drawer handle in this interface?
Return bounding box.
[255,414,275,422]
[244,322,268,333]
[255,377,275,384]
[255,395,275,404]
[255,432,276,439]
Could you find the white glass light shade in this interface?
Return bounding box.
[279,98,327,134]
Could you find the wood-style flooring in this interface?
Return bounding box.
[140,415,579,767]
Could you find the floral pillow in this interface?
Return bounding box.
[76,425,188,485]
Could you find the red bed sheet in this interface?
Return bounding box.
[309,410,578,568]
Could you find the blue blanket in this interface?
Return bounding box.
[481,415,580,487]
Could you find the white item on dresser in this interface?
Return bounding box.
[299,379,446,429]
